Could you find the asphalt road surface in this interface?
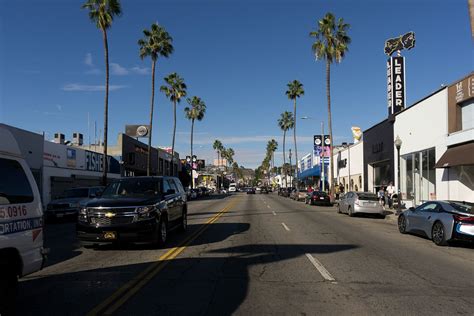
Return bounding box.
[16,193,474,315]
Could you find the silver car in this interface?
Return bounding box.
[398,201,474,246]
[338,191,385,218]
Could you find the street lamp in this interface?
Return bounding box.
[289,148,292,188]
[394,135,403,215]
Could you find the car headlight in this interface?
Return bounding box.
[78,208,87,222]
[136,206,155,220]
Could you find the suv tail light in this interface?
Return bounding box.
[453,214,474,223]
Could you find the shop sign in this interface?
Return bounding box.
[387,56,406,114]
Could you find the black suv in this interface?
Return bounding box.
[77,176,187,247]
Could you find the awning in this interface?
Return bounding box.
[435,142,474,168]
[298,166,321,179]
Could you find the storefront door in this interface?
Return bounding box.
[401,148,436,206]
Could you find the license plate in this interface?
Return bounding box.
[56,213,64,218]
[320,197,324,200]
[103,231,117,240]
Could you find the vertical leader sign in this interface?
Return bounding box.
[387,56,406,115]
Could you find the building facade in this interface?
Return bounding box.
[334,141,364,192]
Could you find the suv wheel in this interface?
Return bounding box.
[154,217,168,247]
[180,209,187,232]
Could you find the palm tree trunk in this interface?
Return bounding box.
[283,131,286,188]
[102,28,109,185]
[147,59,156,176]
[171,100,177,176]
[190,118,195,189]
[293,98,298,190]
[326,60,334,198]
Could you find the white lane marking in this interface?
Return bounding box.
[281,222,290,231]
[305,253,336,282]
[272,211,276,216]
[267,205,270,209]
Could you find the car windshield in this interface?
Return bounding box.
[101,179,162,198]
[63,188,89,198]
[449,202,474,214]
[357,193,379,201]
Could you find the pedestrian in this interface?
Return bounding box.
[378,186,385,209]
[386,181,396,209]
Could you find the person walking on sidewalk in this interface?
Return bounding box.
[386,181,396,209]
[378,186,386,209]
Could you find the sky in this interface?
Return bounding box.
[0,0,472,168]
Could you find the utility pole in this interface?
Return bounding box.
[289,149,292,188]
[321,121,325,192]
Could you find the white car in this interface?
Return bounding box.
[229,183,237,192]
[0,125,46,314]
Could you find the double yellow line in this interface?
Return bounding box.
[87,198,237,316]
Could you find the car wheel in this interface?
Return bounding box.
[348,206,354,217]
[0,266,18,315]
[179,208,187,232]
[432,221,448,246]
[398,215,407,234]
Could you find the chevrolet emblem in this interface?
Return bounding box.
[105,212,116,218]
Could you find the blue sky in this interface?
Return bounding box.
[0,0,472,168]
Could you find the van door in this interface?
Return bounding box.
[0,156,44,276]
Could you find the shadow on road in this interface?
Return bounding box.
[42,222,82,267]
[16,241,358,316]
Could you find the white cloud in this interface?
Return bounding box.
[56,104,62,111]
[62,83,127,92]
[110,63,129,75]
[85,68,101,75]
[84,53,94,67]
[131,66,150,75]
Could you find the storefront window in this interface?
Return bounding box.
[373,161,391,187]
[401,148,436,206]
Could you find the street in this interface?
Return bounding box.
[17,193,474,315]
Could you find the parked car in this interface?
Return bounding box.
[246,187,256,194]
[292,189,308,201]
[289,188,298,200]
[0,125,46,314]
[281,187,294,198]
[45,186,104,221]
[338,191,384,217]
[77,176,187,247]
[190,189,199,199]
[306,191,331,206]
[260,187,269,194]
[398,200,474,246]
[198,187,210,197]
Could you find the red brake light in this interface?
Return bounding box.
[453,214,474,222]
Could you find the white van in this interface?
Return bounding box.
[0,126,45,313]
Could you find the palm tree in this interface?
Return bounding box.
[227,148,235,167]
[213,140,223,189]
[82,0,122,185]
[160,72,187,175]
[310,12,351,196]
[138,22,173,176]
[267,139,278,171]
[213,140,222,168]
[286,80,304,184]
[185,96,206,188]
[278,111,294,188]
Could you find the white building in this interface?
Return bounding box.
[43,141,120,205]
[333,141,364,192]
[393,73,474,206]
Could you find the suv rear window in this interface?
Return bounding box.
[0,158,34,205]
